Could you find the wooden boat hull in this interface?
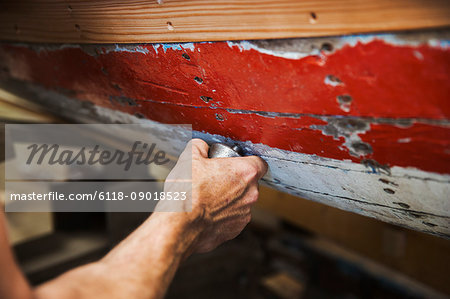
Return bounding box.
[1,30,449,237]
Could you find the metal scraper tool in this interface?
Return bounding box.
[208,143,242,158]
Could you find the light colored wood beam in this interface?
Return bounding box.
[0,0,449,44]
[0,89,60,122]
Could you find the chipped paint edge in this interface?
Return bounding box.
[3,29,449,60]
[227,31,450,60]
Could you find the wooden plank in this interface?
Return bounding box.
[0,0,449,43]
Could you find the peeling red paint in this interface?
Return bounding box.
[0,38,449,174]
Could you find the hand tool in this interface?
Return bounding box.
[208,143,242,158]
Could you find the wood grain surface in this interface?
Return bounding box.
[0,0,449,43]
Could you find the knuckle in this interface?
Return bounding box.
[240,162,259,182]
[245,214,252,224]
[191,138,207,147]
[246,187,259,204]
[246,161,259,173]
[190,138,209,158]
[235,179,248,195]
[239,156,268,181]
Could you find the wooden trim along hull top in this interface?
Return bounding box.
[1,0,449,44]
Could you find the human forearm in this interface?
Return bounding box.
[35,212,201,299]
[5,139,266,299]
[99,212,202,298]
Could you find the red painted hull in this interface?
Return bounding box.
[0,34,449,174]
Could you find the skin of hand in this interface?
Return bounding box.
[168,138,268,253]
[0,138,268,299]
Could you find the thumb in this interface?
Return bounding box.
[189,138,209,158]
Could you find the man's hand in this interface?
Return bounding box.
[180,139,267,253]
